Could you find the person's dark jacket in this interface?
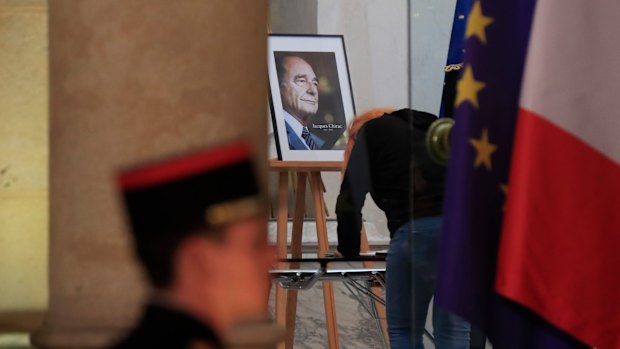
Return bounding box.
[110,303,222,349]
[335,108,445,257]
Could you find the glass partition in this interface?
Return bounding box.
[409,1,477,348]
[267,1,476,348]
[267,1,408,348]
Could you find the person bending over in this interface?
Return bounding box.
[336,109,470,349]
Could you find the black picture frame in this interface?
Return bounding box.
[268,34,356,161]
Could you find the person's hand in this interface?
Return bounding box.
[324,250,343,258]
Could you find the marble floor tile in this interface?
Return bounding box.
[269,259,390,349]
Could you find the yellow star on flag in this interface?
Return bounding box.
[466,1,494,44]
[469,128,497,170]
[455,65,486,108]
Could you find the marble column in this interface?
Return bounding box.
[33,1,269,348]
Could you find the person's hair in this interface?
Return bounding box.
[135,227,224,289]
[342,108,395,174]
[135,234,182,288]
[275,54,314,87]
[275,54,295,86]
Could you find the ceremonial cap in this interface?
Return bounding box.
[117,140,263,239]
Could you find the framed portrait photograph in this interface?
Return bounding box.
[268,34,356,161]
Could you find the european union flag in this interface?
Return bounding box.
[440,0,472,119]
[445,0,471,67]
[435,1,588,348]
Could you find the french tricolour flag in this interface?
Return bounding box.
[497,1,620,348]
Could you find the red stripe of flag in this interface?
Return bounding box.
[497,108,620,348]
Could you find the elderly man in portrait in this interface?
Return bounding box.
[277,55,326,150]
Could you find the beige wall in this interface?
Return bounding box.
[317,0,408,241]
[410,0,457,114]
[0,0,49,314]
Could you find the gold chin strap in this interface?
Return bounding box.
[205,196,264,226]
[444,63,464,72]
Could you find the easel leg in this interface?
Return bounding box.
[284,172,307,349]
[275,172,289,349]
[310,172,340,349]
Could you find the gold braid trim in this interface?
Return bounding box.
[205,196,264,226]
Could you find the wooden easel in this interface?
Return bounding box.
[271,160,341,349]
[270,160,389,349]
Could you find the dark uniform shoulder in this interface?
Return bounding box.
[109,304,222,349]
[187,340,217,349]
